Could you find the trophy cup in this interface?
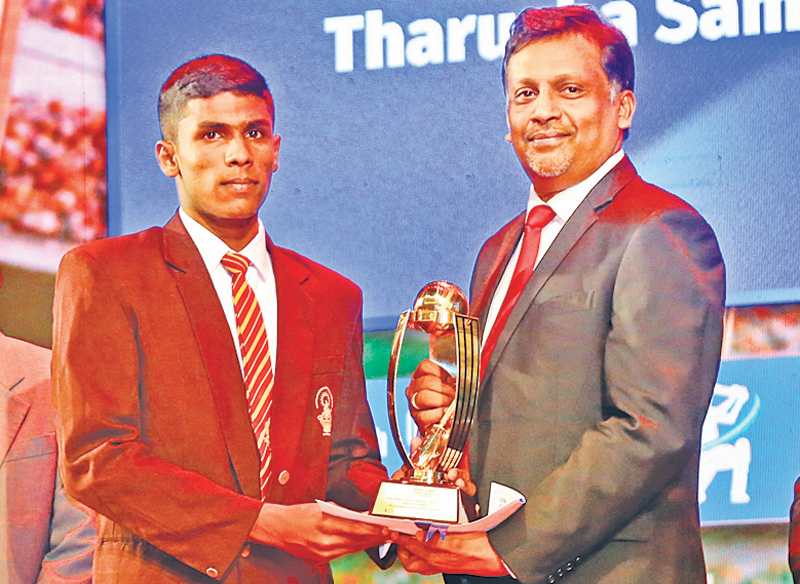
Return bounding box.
[370,281,481,524]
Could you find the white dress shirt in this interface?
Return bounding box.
[179,208,278,376]
[483,150,625,346]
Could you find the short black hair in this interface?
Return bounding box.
[158,54,274,142]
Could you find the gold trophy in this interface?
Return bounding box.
[370,281,481,524]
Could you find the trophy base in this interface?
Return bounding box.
[370,479,467,524]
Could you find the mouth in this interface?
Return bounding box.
[220,178,259,191]
[526,129,572,148]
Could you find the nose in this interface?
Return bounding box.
[530,89,561,123]
[225,134,253,166]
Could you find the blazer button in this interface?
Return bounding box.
[241,544,251,558]
[205,567,219,578]
[278,470,290,485]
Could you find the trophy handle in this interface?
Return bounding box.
[439,313,481,471]
[387,310,414,469]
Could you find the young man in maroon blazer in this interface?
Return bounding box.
[52,55,391,584]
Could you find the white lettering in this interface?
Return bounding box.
[699,0,740,39]
[655,0,699,43]
[477,13,516,61]
[743,0,800,34]
[323,15,365,73]
[601,1,639,45]
[325,3,799,72]
[446,14,477,63]
[365,9,405,70]
[407,18,445,67]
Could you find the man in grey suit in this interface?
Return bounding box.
[396,6,725,584]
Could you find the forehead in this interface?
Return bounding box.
[506,34,607,87]
[178,91,274,130]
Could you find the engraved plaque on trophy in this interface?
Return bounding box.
[370,281,481,524]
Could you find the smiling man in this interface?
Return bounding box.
[52,55,391,584]
[399,7,725,584]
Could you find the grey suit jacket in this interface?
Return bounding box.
[0,331,95,584]
[467,157,725,584]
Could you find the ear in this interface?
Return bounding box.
[155,141,180,178]
[271,134,281,172]
[616,90,636,131]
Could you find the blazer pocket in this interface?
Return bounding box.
[535,291,595,313]
[612,511,653,542]
[312,355,345,375]
[4,433,57,462]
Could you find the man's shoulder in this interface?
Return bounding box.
[611,175,700,218]
[60,226,166,269]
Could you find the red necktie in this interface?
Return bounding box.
[221,252,274,498]
[480,205,556,379]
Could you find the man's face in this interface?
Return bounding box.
[505,33,635,198]
[156,91,280,237]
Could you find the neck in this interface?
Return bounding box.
[187,210,259,251]
[530,174,581,201]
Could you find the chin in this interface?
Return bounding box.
[526,152,573,179]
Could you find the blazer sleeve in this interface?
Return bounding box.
[325,290,387,510]
[491,207,725,579]
[52,248,262,577]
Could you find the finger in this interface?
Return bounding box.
[392,466,412,481]
[414,388,455,410]
[411,359,448,379]
[407,367,456,406]
[415,407,448,429]
[446,469,477,497]
[327,516,388,538]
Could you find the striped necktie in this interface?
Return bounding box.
[221,251,273,498]
[481,205,556,379]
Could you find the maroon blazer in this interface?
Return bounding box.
[1,332,94,584]
[52,214,387,584]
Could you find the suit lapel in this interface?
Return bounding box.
[0,381,29,465]
[482,157,638,382]
[162,215,261,498]
[267,241,314,487]
[470,212,525,326]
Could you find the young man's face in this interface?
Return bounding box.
[505,33,635,199]
[157,91,281,237]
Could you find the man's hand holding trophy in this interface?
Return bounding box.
[370,281,482,525]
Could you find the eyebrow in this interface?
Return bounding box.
[195,119,272,130]
[513,72,586,86]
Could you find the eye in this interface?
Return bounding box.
[563,85,584,97]
[246,129,265,139]
[513,88,537,103]
[203,130,221,140]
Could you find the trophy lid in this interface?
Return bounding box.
[409,281,469,335]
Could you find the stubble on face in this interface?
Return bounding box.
[522,131,575,178]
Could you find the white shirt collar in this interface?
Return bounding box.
[527,149,625,221]
[178,208,271,278]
